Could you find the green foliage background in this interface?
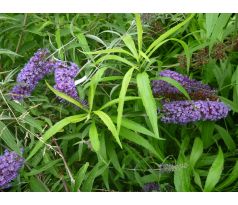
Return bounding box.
[0,13,238,192]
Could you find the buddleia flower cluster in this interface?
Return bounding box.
[10,49,85,104]
[10,49,55,100]
[152,69,218,101]
[152,70,230,124]
[0,150,24,189]
[161,100,230,124]
[54,60,80,101]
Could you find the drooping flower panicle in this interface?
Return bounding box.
[10,49,55,100]
[10,49,87,105]
[152,70,218,101]
[160,100,230,124]
[0,150,24,188]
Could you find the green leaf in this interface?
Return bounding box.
[193,169,203,190]
[94,110,122,148]
[204,147,224,192]
[99,96,141,110]
[29,177,49,192]
[136,72,161,139]
[215,125,236,152]
[190,137,203,168]
[0,121,21,154]
[122,34,139,61]
[135,13,143,53]
[74,162,89,192]
[174,152,191,191]
[27,114,87,160]
[169,38,190,73]
[86,34,107,47]
[81,162,107,192]
[88,67,108,111]
[0,48,22,57]
[117,67,135,133]
[111,116,154,138]
[55,29,62,49]
[209,14,232,47]
[174,136,191,192]
[107,140,124,177]
[84,48,134,58]
[205,13,219,38]
[200,121,215,149]
[46,81,88,112]
[95,54,135,67]
[25,159,61,176]
[120,127,164,161]
[77,33,93,61]
[89,121,100,152]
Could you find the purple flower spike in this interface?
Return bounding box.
[53,60,80,101]
[152,70,218,101]
[160,100,230,124]
[10,49,55,100]
[0,150,24,188]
